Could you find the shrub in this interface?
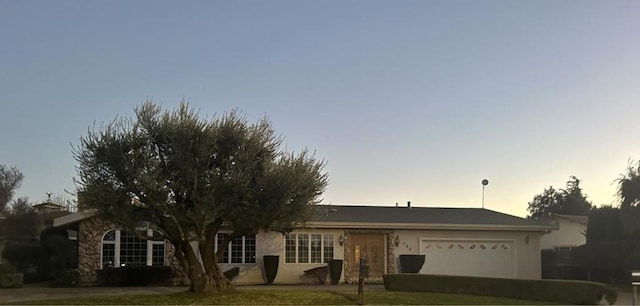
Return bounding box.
[0,262,17,275]
[0,273,23,288]
[97,266,173,286]
[49,269,79,287]
[573,241,640,284]
[383,273,618,305]
[1,243,41,272]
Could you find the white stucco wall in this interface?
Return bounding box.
[227,228,543,283]
[225,229,345,284]
[539,218,586,250]
[394,229,542,279]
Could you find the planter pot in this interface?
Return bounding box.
[399,254,425,273]
[263,255,279,284]
[328,259,343,285]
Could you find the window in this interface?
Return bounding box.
[100,229,165,268]
[215,233,256,264]
[285,233,334,263]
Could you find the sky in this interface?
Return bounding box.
[1,0,639,218]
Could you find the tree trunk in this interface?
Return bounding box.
[189,271,232,293]
[173,240,234,293]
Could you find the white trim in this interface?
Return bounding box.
[215,233,257,265]
[100,229,166,268]
[53,210,97,227]
[284,233,335,264]
[306,221,556,232]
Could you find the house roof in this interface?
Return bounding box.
[308,205,555,231]
[549,213,588,225]
[53,204,556,232]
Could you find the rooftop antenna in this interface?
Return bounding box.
[481,179,489,209]
[46,192,53,202]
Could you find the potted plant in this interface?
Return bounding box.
[263,255,279,284]
[328,259,343,285]
[399,254,425,273]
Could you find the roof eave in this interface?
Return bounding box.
[304,221,557,232]
[53,210,97,228]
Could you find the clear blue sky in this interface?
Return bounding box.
[1,0,638,217]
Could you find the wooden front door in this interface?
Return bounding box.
[349,234,385,276]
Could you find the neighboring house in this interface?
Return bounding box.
[540,214,588,251]
[53,203,555,285]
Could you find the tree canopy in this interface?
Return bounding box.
[527,176,592,220]
[73,101,328,293]
[0,164,24,214]
[617,159,640,209]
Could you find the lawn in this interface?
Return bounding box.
[11,289,552,305]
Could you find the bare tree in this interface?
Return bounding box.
[0,165,24,214]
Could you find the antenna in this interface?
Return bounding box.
[481,179,489,209]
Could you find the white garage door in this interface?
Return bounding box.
[419,239,514,278]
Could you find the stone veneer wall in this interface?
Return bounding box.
[343,229,397,283]
[77,217,188,285]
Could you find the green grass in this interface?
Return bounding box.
[10,289,552,305]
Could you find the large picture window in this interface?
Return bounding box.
[215,233,256,264]
[101,229,165,268]
[285,233,334,263]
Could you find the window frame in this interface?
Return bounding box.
[214,233,257,264]
[100,229,165,268]
[285,233,334,264]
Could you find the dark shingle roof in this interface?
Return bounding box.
[310,205,551,229]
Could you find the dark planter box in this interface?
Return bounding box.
[328,259,343,285]
[263,255,279,284]
[399,254,425,273]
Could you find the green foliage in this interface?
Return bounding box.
[1,243,41,273]
[586,206,626,242]
[527,176,592,220]
[617,159,640,209]
[383,273,617,305]
[40,227,77,281]
[96,266,173,286]
[73,101,328,292]
[573,241,640,284]
[0,272,23,289]
[49,269,79,288]
[0,164,23,214]
[0,262,17,275]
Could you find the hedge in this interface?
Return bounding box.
[97,266,173,286]
[383,274,617,305]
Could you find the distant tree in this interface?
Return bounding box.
[586,206,625,243]
[10,196,33,215]
[527,176,592,220]
[73,101,328,293]
[527,186,561,221]
[0,165,24,214]
[617,159,640,209]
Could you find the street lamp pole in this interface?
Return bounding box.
[481,179,489,209]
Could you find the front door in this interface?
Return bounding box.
[349,234,385,276]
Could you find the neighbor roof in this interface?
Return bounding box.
[308,205,555,231]
[549,213,588,225]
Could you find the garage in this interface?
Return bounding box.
[419,239,515,278]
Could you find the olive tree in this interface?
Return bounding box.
[73,101,328,293]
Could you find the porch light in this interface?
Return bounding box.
[394,235,400,247]
[338,235,346,246]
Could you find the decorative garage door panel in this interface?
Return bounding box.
[419,239,514,278]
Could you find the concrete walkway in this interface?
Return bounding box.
[0,283,381,304]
